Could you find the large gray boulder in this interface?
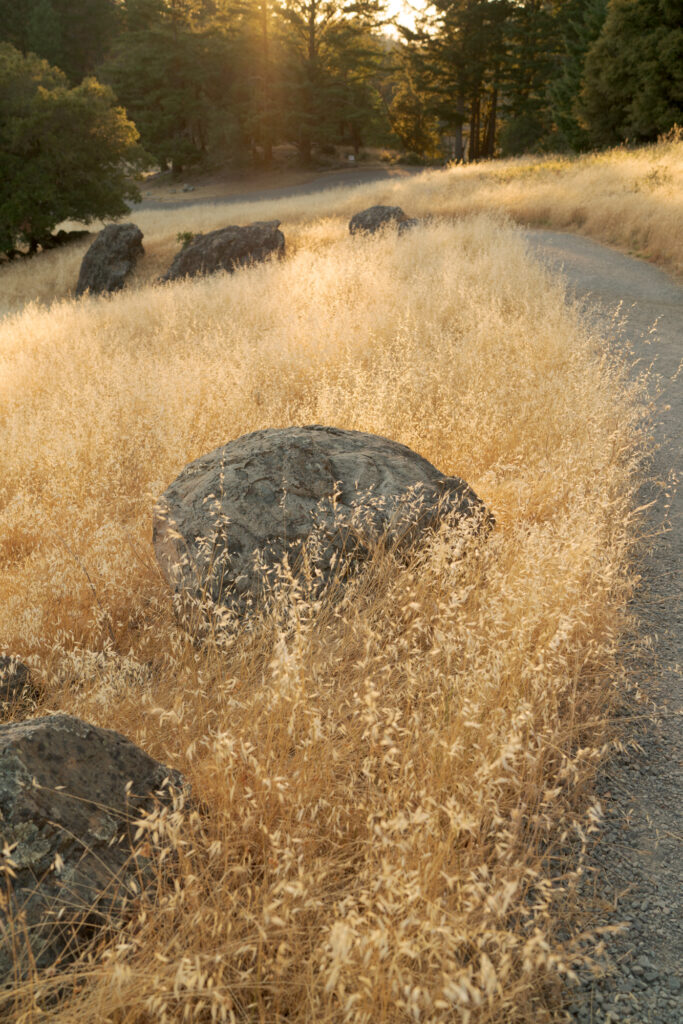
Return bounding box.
[349,205,412,235]
[75,222,144,297]
[153,425,492,620]
[0,715,183,980]
[161,220,285,283]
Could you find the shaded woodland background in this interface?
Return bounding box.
[1,0,681,172]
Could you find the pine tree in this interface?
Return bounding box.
[277,0,387,162]
[0,0,123,82]
[581,0,683,145]
[547,0,607,151]
[405,0,509,162]
[498,0,560,156]
[101,1,239,172]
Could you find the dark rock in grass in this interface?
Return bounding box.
[161,220,285,283]
[349,205,411,235]
[153,425,492,622]
[0,655,35,710]
[398,217,420,234]
[0,715,183,981]
[75,223,144,297]
[55,229,91,247]
[41,230,91,251]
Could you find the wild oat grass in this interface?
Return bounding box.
[0,215,650,1021]
[1,134,681,318]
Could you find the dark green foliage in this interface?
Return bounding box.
[498,0,560,156]
[0,44,145,255]
[385,58,440,157]
[402,0,510,161]
[277,0,388,162]
[101,1,240,172]
[547,0,607,151]
[581,0,683,145]
[0,0,122,82]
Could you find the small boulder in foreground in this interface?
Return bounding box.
[153,425,492,620]
[161,220,285,282]
[0,715,183,981]
[75,222,144,297]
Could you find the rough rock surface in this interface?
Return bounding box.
[0,655,35,709]
[75,223,144,297]
[161,220,285,282]
[153,425,492,619]
[0,715,182,980]
[348,205,411,235]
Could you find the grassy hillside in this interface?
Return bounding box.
[0,194,653,1017]
[1,135,681,320]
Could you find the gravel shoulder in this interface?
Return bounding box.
[526,230,682,1024]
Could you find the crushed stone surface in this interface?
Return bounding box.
[527,231,682,1024]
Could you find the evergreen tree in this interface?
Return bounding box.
[0,0,123,82]
[405,0,509,162]
[498,0,559,155]
[0,43,144,254]
[581,0,683,145]
[101,0,239,172]
[547,0,607,151]
[385,57,440,157]
[277,0,387,162]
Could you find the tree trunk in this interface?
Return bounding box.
[469,94,480,162]
[260,0,273,167]
[454,93,465,162]
[483,86,498,158]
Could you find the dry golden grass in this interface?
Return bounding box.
[0,211,651,1021]
[1,134,681,319]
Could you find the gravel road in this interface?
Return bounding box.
[133,166,422,212]
[526,231,682,1024]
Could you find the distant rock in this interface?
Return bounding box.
[55,228,91,246]
[75,223,144,297]
[39,229,91,251]
[0,655,36,712]
[161,220,285,283]
[398,217,420,234]
[0,715,183,981]
[349,205,412,235]
[153,425,492,622]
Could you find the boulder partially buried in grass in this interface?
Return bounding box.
[0,715,183,982]
[153,425,492,622]
[349,205,414,235]
[75,222,144,297]
[161,220,285,282]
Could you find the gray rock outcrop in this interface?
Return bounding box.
[349,205,412,235]
[153,425,492,620]
[0,715,183,980]
[75,223,144,297]
[161,220,285,283]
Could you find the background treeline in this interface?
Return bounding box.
[1,0,681,175]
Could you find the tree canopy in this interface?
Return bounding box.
[581,0,683,145]
[0,43,145,254]
[0,0,681,180]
